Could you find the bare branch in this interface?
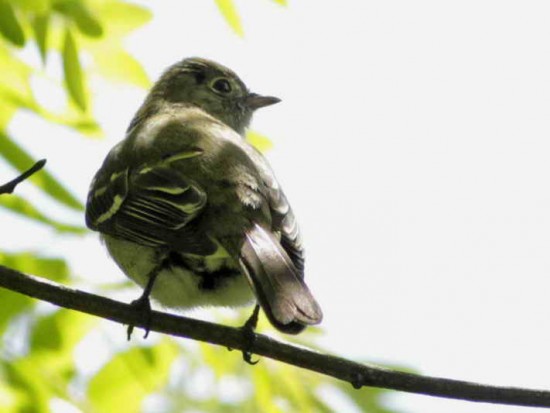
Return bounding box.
[0,159,47,195]
[0,265,549,408]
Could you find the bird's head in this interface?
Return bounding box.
[148,57,280,134]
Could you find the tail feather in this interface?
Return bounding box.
[239,223,323,334]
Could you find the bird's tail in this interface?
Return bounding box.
[238,223,323,334]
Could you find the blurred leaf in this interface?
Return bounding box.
[38,106,102,136]
[88,339,179,413]
[91,46,150,88]
[0,132,84,211]
[214,0,244,37]
[0,44,35,116]
[0,194,86,234]
[310,397,335,413]
[251,366,281,413]
[24,312,93,402]
[0,381,23,412]
[31,13,50,63]
[0,104,18,132]
[0,252,70,333]
[1,311,93,413]
[62,27,87,111]
[3,362,51,413]
[271,0,288,4]
[31,310,95,353]
[199,341,243,379]
[0,291,32,335]
[54,0,103,37]
[0,1,26,46]
[0,251,70,281]
[17,0,50,13]
[95,1,152,38]
[246,130,273,153]
[271,364,314,411]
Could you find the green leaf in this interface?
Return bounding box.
[31,13,50,64]
[91,46,150,88]
[3,361,51,413]
[88,340,179,413]
[0,194,86,234]
[54,0,103,38]
[17,0,49,14]
[0,380,23,412]
[0,290,32,335]
[271,364,315,411]
[0,251,69,281]
[0,252,70,334]
[246,130,273,153]
[0,44,35,117]
[0,103,18,131]
[310,397,334,413]
[0,1,26,46]
[62,27,87,111]
[31,310,95,353]
[37,106,102,136]
[199,341,243,379]
[0,132,84,211]
[214,0,244,37]
[271,0,287,4]
[95,1,152,38]
[0,312,91,413]
[251,366,281,413]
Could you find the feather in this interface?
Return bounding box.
[86,153,207,249]
[239,223,322,334]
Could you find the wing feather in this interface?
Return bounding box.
[86,151,207,248]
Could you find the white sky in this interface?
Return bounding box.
[3,1,550,412]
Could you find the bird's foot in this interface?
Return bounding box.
[127,294,152,340]
[240,305,260,365]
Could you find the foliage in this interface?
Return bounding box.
[0,1,404,412]
[214,0,287,37]
[0,0,151,228]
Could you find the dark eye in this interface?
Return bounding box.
[211,78,232,94]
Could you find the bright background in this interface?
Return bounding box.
[3,1,550,412]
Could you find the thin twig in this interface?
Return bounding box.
[0,159,47,195]
[0,265,549,409]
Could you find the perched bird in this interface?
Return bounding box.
[85,57,322,335]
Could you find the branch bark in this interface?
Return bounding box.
[0,265,549,409]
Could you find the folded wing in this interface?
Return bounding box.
[86,151,208,251]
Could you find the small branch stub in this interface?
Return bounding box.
[0,159,47,195]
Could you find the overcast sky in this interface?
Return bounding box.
[4,1,550,412]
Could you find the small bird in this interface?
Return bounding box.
[85,57,322,335]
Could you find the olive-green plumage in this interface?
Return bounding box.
[86,57,322,333]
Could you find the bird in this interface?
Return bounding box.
[85,57,323,336]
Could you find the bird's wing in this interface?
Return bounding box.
[268,186,306,276]
[85,150,207,250]
[240,143,307,276]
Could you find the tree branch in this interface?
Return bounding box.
[0,159,47,195]
[0,265,549,408]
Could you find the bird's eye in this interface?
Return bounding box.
[211,78,232,94]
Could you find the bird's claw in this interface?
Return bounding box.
[127,295,152,340]
[240,305,260,365]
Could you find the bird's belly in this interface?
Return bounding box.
[103,235,254,309]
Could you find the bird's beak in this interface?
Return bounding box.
[245,93,281,110]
